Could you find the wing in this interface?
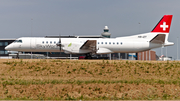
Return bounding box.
[80,40,96,51]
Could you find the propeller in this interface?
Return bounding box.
[56,34,61,52]
[59,35,61,51]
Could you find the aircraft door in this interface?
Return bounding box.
[30,39,36,49]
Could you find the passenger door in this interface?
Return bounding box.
[30,39,36,49]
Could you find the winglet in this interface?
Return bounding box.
[151,15,173,33]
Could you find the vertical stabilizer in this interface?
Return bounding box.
[151,15,172,33]
[151,15,173,45]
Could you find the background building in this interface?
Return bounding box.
[0,39,15,56]
[137,50,157,60]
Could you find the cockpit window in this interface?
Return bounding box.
[13,40,22,43]
[13,40,18,43]
[18,40,22,43]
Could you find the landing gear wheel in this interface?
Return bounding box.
[85,53,92,59]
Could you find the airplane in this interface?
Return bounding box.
[5,15,174,59]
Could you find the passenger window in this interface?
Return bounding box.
[54,41,56,44]
[42,41,44,44]
[113,42,115,44]
[121,42,123,45]
[117,42,119,44]
[98,42,99,44]
[105,42,107,44]
[109,42,111,44]
[101,42,103,44]
[46,41,48,44]
[50,41,52,44]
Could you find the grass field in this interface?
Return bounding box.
[0,59,180,100]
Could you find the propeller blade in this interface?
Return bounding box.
[58,35,61,51]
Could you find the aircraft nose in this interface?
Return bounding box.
[5,44,13,51]
[5,45,9,50]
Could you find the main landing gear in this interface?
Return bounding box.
[85,53,92,59]
[84,53,109,59]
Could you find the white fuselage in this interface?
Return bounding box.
[5,32,166,54]
[5,15,174,55]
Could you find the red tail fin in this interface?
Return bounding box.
[151,15,173,33]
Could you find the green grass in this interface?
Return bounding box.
[0,78,180,86]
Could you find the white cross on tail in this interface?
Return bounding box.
[160,22,168,31]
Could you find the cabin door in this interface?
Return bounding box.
[30,39,36,49]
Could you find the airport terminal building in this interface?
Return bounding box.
[0,39,15,57]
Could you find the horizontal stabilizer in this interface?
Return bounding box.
[164,42,174,46]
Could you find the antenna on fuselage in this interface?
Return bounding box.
[31,18,33,59]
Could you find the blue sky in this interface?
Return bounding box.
[0,0,180,59]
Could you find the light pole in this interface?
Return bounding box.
[31,18,33,59]
[166,47,167,59]
[138,22,141,60]
[161,46,164,60]
[138,22,140,34]
[177,37,179,60]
